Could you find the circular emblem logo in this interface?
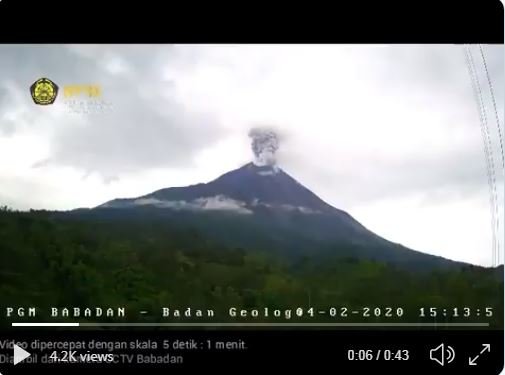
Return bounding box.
[30,78,59,105]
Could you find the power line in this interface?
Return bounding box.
[471,46,501,267]
[469,45,501,266]
[478,44,505,170]
[464,45,499,266]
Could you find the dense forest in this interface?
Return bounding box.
[0,207,502,328]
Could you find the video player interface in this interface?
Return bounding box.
[0,43,503,373]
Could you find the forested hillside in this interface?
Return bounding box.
[0,208,502,328]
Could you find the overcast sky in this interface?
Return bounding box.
[0,44,503,266]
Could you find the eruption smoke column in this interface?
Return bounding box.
[248,128,279,167]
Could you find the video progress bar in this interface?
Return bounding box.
[12,322,491,327]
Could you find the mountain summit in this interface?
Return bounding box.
[101,163,338,215]
[95,162,464,270]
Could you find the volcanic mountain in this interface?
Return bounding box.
[102,163,344,214]
[92,163,465,270]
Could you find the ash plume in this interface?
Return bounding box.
[248,128,280,167]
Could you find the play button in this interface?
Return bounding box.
[14,344,30,365]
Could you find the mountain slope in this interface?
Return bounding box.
[101,163,338,212]
[92,163,466,270]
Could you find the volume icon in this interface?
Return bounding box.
[429,343,455,366]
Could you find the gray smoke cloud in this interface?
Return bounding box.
[248,128,280,166]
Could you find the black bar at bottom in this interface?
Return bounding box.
[0,330,502,374]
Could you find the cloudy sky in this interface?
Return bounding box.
[0,44,503,266]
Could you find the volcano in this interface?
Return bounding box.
[91,163,465,270]
[101,163,344,214]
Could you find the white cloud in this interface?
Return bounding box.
[128,195,253,214]
[194,195,252,214]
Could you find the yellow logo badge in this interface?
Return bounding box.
[30,78,59,105]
